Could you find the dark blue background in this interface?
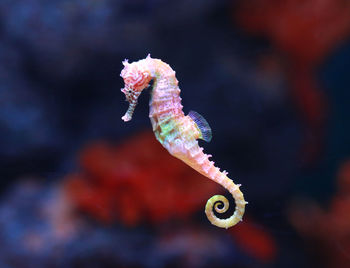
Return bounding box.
[0,0,349,267]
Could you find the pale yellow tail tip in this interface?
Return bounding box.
[205,194,246,229]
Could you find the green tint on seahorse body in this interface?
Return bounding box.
[160,120,175,135]
[159,119,178,144]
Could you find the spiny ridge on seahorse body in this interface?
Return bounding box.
[119,54,247,228]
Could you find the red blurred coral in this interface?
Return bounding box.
[235,0,350,165]
[64,131,219,226]
[229,218,277,263]
[236,0,350,66]
[288,160,350,267]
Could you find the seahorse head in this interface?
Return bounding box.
[120,55,152,122]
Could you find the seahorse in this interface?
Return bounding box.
[119,54,247,228]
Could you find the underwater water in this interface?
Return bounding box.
[1,0,350,267]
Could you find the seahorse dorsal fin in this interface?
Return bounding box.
[188,110,212,142]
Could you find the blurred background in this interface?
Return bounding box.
[0,0,350,267]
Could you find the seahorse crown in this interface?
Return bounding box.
[120,59,151,90]
[120,55,152,122]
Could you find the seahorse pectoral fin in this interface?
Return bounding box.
[188,110,212,142]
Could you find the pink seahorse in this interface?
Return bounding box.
[120,54,246,228]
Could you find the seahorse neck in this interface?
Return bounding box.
[148,61,185,144]
[152,76,181,102]
[148,62,184,119]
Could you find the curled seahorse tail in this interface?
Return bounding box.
[205,177,246,229]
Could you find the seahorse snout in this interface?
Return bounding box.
[121,88,142,122]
